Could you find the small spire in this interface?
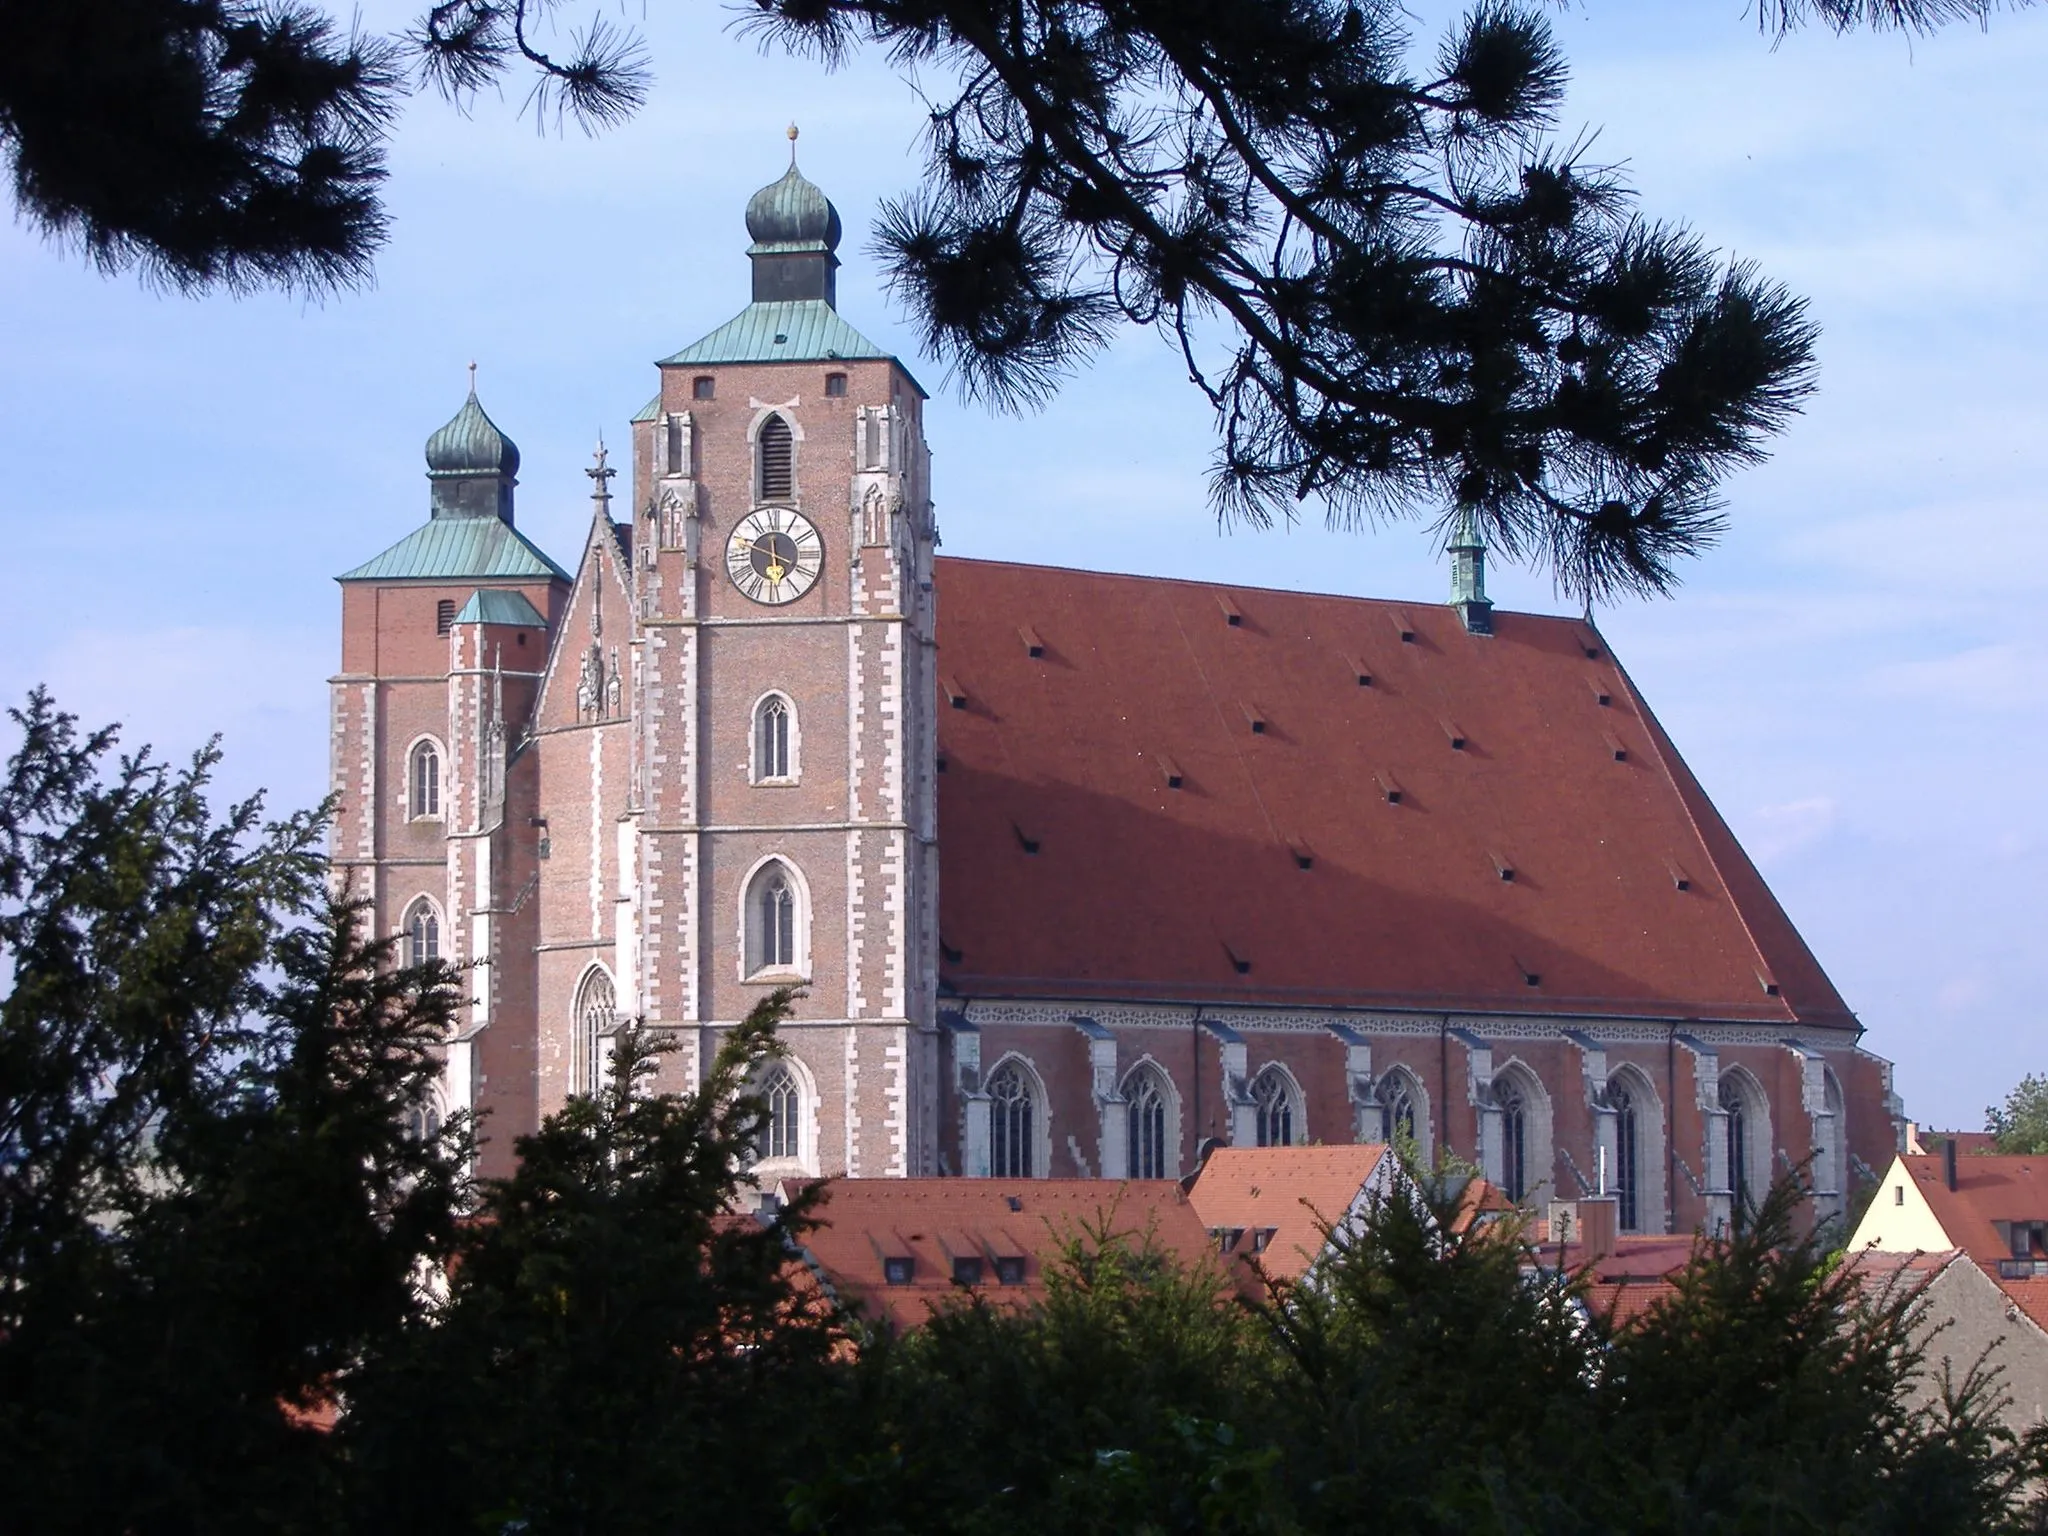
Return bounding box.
[467,360,478,396]
[587,435,615,521]
[1448,507,1494,636]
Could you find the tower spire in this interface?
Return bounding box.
[587,436,615,523]
[1448,507,1494,635]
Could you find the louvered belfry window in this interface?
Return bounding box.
[758,414,794,501]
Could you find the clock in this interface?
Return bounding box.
[725,507,823,605]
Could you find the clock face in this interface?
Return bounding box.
[725,507,823,605]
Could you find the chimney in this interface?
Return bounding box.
[1577,1195,1619,1265]
[1945,1136,1958,1192]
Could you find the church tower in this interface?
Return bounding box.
[522,136,940,1177]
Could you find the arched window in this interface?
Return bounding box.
[1380,1072,1416,1140]
[404,898,440,968]
[988,1059,1040,1179]
[409,740,441,820]
[756,1064,802,1163]
[1124,1064,1173,1180]
[1498,1076,1530,1202]
[1819,1067,1847,1209]
[1610,1078,1642,1232]
[753,694,794,782]
[572,966,616,1097]
[745,861,800,976]
[757,413,794,501]
[1252,1065,1300,1148]
[1718,1069,1771,1229]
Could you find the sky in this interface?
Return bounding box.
[0,2,2041,1130]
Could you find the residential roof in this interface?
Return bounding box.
[1881,1154,2048,1268]
[790,1177,1223,1331]
[338,516,572,583]
[1182,1144,1389,1282]
[658,299,925,395]
[454,588,548,627]
[930,556,1852,1026]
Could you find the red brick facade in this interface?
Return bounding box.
[332,161,1900,1231]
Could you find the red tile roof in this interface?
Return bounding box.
[932,558,1850,1025]
[790,1177,1224,1330]
[1891,1153,2048,1270]
[1182,1144,1390,1281]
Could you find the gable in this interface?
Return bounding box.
[1848,1155,1955,1253]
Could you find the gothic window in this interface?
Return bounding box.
[758,413,794,501]
[1611,1079,1641,1233]
[988,1060,1040,1179]
[756,1065,801,1163]
[1252,1065,1299,1148]
[744,861,800,976]
[573,966,616,1097]
[1123,1064,1174,1180]
[753,694,794,782]
[404,898,440,968]
[409,740,441,820]
[436,598,456,636]
[1498,1077,1529,1202]
[1718,1071,1770,1228]
[1378,1069,1423,1150]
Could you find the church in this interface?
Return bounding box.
[330,151,1902,1237]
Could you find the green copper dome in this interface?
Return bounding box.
[746,164,841,254]
[426,388,521,481]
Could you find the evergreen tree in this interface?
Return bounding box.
[0,691,468,1533]
[341,991,843,1536]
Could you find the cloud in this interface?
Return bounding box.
[1745,796,1838,864]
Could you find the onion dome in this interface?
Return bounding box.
[426,384,521,481]
[746,127,841,254]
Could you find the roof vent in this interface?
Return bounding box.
[1375,770,1404,805]
[1241,702,1267,735]
[1287,838,1315,870]
[1217,594,1243,627]
[1391,611,1417,644]
[1018,625,1045,658]
[1440,718,1467,751]
[1514,958,1542,987]
[1222,940,1252,976]
[1577,627,1602,660]
[1603,733,1628,763]
[940,938,963,963]
[1157,754,1185,790]
[942,675,968,710]
[1663,858,1692,892]
[1345,654,1373,687]
[1005,1194,1023,1213]
[936,755,948,774]
[1012,823,1040,855]
[1489,850,1516,882]
[1758,972,1780,997]
[1588,677,1613,707]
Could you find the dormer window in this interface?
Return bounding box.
[758,413,794,501]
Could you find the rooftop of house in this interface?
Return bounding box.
[1874,1153,2048,1267]
[930,556,1851,1026]
[1185,1144,1391,1282]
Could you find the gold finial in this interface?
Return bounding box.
[788,121,799,164]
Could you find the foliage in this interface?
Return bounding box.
[1986,1072,2048,1154]
[0,690,469,1533]
[341,989,845,1536]
[0,0,398,293]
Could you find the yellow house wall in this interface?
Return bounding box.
[1848,1155,1955,1253]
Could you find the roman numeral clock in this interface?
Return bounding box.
[725,506,824,605]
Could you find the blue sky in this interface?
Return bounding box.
[0,2,2040,1129]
